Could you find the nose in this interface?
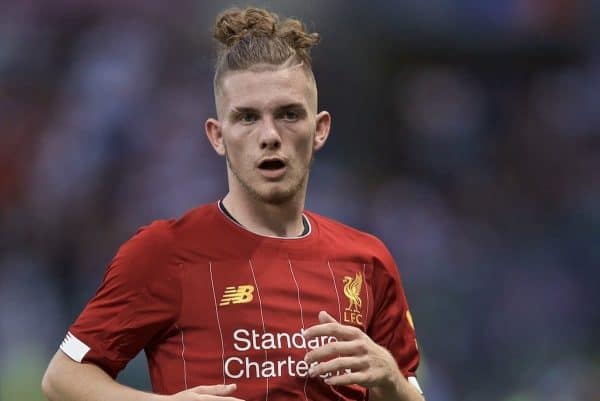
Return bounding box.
[259,117,281,150]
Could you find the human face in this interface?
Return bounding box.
[206,65,330,205]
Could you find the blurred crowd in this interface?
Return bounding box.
[1,1,598,401]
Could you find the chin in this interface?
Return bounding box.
[256,186,298,205]
[231,166,307,205]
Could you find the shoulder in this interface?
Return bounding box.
[106,219,177,285]
[306,213,406,301]
[306,211,392,262]
[118,219,176,260]
[110,203,218,279]
[124,203,219,251]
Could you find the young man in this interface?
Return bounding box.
[42,7,424,401]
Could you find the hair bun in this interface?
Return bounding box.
[212,7,320,77]
[278,19,320,50]
[214,7,278,47]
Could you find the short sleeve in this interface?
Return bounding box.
[60,222,182,378]
[369,242,422,393]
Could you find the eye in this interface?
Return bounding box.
[240,112,259,124]
[282,110,300,121]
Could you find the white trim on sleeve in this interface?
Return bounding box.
[60,331,91,362]
[408,376,423,394]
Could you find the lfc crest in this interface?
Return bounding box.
[343,272,363,325]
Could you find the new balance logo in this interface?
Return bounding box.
[219,285,255,306]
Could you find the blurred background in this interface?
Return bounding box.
[1,0,599,400]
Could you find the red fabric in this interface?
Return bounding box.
[68,203,419,398]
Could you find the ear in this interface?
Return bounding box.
[205,118,225,156]
[313,111,331,151]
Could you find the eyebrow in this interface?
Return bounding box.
[229,103,307,121]
[277,103,306,111]
[229,107,258,122]
[231,107,258,114]
[231,103,306,114]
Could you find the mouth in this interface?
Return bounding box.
[258,158,286,170]
[257,158,287,179]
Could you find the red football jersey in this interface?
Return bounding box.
[61,202,421,399]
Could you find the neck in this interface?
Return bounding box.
[222,185,307,238]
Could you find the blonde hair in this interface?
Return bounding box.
[213,7,320,87]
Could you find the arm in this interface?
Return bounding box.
[368,357,425,401]
[43,223,180,398]
[42,350,160,401]
[42,350,243,401]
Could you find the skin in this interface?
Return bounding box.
[205,62,330,237]
[41,61,423,401]
[207,62,423,401]
[303,312,425,401]
[42,350,245,401]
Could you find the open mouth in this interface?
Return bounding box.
[258,159,286,170]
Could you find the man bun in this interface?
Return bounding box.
[277,18,320,51]
[213,7,320,75]
[214,8,279,47]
